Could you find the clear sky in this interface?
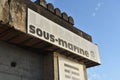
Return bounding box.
[32,0,120,80]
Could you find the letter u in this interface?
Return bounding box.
[43,31,49,40]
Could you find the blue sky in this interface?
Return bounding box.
[32,0,120,80]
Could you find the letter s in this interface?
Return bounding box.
[50,34,55,42]
[29,25,35,34]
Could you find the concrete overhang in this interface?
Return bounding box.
[0,22,100,68]
[0,0,100,68]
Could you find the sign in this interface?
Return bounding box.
[27,8,100,64]
[58,56,85,80]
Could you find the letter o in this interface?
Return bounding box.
[36,28,42,37]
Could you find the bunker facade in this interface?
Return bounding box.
[0,0,101,80]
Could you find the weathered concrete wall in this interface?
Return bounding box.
[0,0,9,23]
[0,0,91,80]
[0,41,55,80]
[0,0,30,32]
[0,0,27,32]
[43,53,54,80]
[9,0,27,32]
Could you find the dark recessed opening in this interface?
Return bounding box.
[11,62,17,67]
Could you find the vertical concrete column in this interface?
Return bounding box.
[83,65,88,80]
[54,52,59,80]
[43,53,54,80]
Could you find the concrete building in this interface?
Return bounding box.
[0,0,100,80]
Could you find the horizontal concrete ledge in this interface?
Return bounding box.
[0,23,100,68]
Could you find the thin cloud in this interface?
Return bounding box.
[31,0,36,2]
[87,68,103,80]
[95,7,99,11]
[97,2,104,7]
[92,74,101,79]
[92,2,104,17]
[88,73,102,80]
[46,0,55,4]
[31,0,55,4]
[92,12,96,16]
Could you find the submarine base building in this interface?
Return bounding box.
[0,0,101,80]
